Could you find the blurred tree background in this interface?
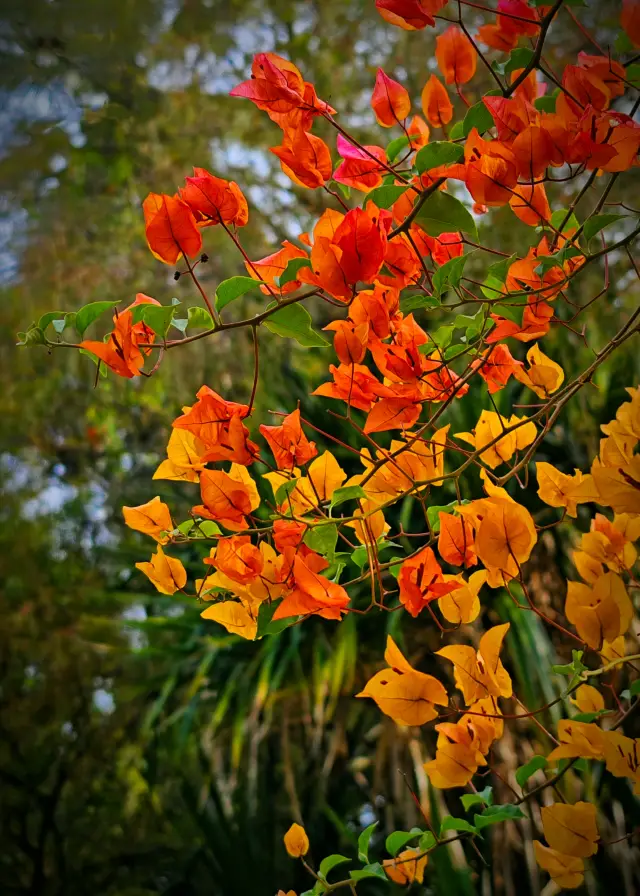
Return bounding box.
[1,1,638,893]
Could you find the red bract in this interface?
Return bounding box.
[622,0,640,46]
[271,130,332,189]
[230,52,335,132]
[179,168,248,227]
[273,554,349,621]
[324,320,369,365]
[246,241,309,295]
[421,74,453,127]
[143,193,202,265]
[173,386,259,465]
[375,0,438,30]
[436,26,477,85]
[497,0,539,38]
[260,409,318,470]
[472,344,522,394]
[313,364,391,412]
[398,546,460,617]
[371,68,411,127]
[333,134,387,192]
[464,129,518,207]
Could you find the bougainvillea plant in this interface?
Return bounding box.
[19,0,640,890]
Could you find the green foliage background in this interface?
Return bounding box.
[1,1,638,893]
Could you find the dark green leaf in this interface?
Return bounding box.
[215,275,263,312]
[474,804,526,830]
[274,478,300,505]
[319,854,351,880]
[386,135,410,162]
[481,254,515,300]
[414,141,464,174]
[385,828,422,857]
[74,300,120,336]
[367,184,409,209]
[357,821,378,863]
[463,101,494,137]
[330,485,367,510]
[264,303,329,347]
[432,254,469,296]
[582,214,626,244]
[275,256,312,288]
[440,816,477,836]
[350,863,387,881]
[415,191,477,240]
[534,94,557,113]
[492,47,534,77]
[400,294,440,313]
[461,786,493,811]
[550,208,579,233]
[515,756,547,788]
[187,306,214,330]
[449,120,464,140]
[303,523,338,558]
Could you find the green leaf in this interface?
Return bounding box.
[414,141,464,174]
[550,208,579,233]
[491,302,522,324]
[351,538,400,569]
[303,523,338,558]
[172,317,189,334]
[132,302,179,338]
[463,100,494,137]
[350,863,387,882]
[319,854,351,880]
[572,710,608,723]
[474,804,526,830]
[274,478,300,505]
[626,64,640,88]
[330,180,351,200]
[386,135,410,162]
[256,600,290,638]
[197,520,221,537]
[400,294,440,313]
[187,306,214,330]
[17,325,46,347]
[481,254,515,300]
[430,324,454,350]
[264,303,329,348]
[552,649,586,678]
[329,485,367,510]
[534,94,557,113]
[432,254,469,296]
[215,275,263,312]
[461,786,493,811]
[385,828,423,857]
[440,816,477,836]
[534,246,582,275]
[367,184,409,209]
[38,311,68,333]
[492,47,534,77]
[418,832,436,851]
[453,308,488,342]
[515,756,548,788]
[175,520,195,536]
[414,191,478,240]
[74,300,120,336]
[449,120,464,140]
[616,31,634,53]
[275,256,312,288]
[582,214,626,244]
[357,821,378,863]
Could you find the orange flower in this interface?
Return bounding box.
[123,496,174,544]
[260,409,317,470]
[246,241,309,295]
[464,129,518,207]
[80,293,160,379]
[356,635,448,725]
[179,167,248,227]
[193,464,260,531]
[375,0,438,31]
[421,74,453,127]
[205,536,264,585]
[324,319,369,365]
[436,26,477,85]
[273,554,349,620]
[136,546,187,595]
[333,134,387,192]
[399,545,460,617]
[173,386,259,466]
[371,68,411,127]
[271,130,332,189]
[437,623,512,704]
[143,192,202,265]
[622,0,640,47]
[438,513,477,568]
